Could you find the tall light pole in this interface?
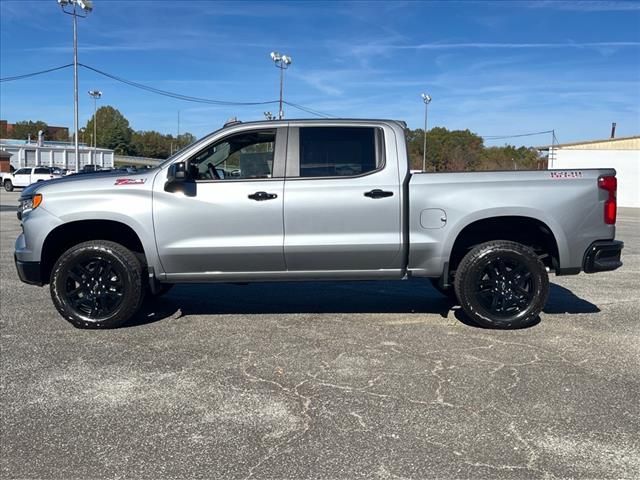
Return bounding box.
[88,90,101,148]
[421,93,432,172]
[270,51,292,120]
[58,0,93,172]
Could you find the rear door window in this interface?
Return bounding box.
[298,127,381,177]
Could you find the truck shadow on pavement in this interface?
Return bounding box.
[126,280,600,329]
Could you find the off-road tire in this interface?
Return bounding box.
[3,180,13,192]
[50,240,144,329]
[454,240,549,329]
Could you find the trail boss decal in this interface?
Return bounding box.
[550,171,583,179]
[114,178,147,186]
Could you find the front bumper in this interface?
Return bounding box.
[583,240,623,273]
[14,255,43,286]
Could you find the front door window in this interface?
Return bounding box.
[190,130,276,180]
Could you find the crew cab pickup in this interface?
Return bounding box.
[3,167,62,191]
[14,119,623,329]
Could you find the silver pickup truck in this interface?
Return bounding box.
[14,119,623,329]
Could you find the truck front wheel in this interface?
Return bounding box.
[454,240,549,329]
[50,240,144,329]
[4,180,13,192]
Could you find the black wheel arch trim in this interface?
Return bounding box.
[14,255,43,286]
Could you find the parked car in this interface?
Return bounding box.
[115,165,138,174]
[14,119,623,329]
[2,167,63,191]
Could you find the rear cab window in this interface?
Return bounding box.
[293,126,384,178]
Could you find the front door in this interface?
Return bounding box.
[153,127,287,277]
[12,168,31,187]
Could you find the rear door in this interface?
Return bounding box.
[283,124,403,275]
[33,167,53,182]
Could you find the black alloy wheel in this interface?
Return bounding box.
[63,257,125,318]
[50,240,144,329]
[454,240,549,329]
[475,256,534,318]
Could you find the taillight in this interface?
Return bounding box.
[598,175,617,224]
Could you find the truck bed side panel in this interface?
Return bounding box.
[408,169,615,276]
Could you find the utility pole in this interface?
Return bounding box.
[270,52,292,120]
[421,93,432,172]
[58,0,93,172]
[88,90,102,148]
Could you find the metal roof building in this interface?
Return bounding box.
[540,135,639,208]
[0,139,114,172]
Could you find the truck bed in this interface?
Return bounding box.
[407,169,616,276]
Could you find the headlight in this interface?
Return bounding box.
[17,194,42,220]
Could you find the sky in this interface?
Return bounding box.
[1,0,639,146]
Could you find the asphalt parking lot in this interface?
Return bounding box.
[1,188,639,479]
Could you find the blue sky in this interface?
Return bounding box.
[1,0,639,146]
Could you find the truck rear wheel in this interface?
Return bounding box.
[454,240,549,329]
[50,240,144,329]
[4,180,13,192]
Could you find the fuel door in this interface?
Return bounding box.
[420,208,447,229]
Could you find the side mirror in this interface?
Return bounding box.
[167,162,187,182]
[165,162,194,194]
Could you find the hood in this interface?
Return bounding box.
[20,170,155,198]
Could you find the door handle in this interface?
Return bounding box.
[364,189,393,199]
[248,191,278,201]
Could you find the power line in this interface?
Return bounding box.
[80,64,280,106]
[284,101,334,118]
[481,130,554,140]
[0,63,335,118]
[0,64,73,83]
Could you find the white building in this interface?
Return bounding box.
[547,136,639,208]
[0,139,114,172]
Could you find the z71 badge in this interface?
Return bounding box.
[114,178,147,185]
[550,171,583,179]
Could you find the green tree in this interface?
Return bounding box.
[406,127,484,171]
[85,106,133,154]
[480,145,542,170]
[10,120,49,141]
[130,131,197,159]
[176,132,196,150]
[131,130,171,158]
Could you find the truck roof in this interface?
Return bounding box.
[222,118,407,128]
